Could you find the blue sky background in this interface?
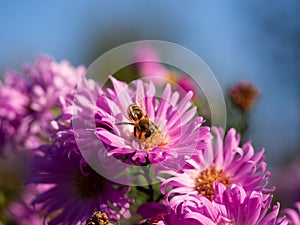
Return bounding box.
[0,1,299,166]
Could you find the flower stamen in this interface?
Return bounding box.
[86,211,110,225]
[195,165,230,200]
[138,126,166,151]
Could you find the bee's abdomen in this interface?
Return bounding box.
[128,104,143,121]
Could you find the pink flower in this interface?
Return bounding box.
[28,126,133,224]
[0,55,85,154]
[136,202,168,224]
[282,202,300,225]
[134,45,198,100]
[8,185,45,225]
[160,127,273,203]
[152,184,286,225]
[176,75,198,100]
[95,76,211,165]
[133,45,169,83]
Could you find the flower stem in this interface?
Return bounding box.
[141,166,154,202]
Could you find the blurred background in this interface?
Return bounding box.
[0,1,299,208]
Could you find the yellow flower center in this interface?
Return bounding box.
[138,127,166,151]
[86,211,110,225]
[195,165,230,200]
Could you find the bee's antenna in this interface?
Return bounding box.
[115,122,135,126]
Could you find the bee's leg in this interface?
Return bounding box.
[151,121,159,129]
[134,127,137,138]
[138,130,142,139]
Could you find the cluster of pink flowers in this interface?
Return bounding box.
[0,55,85,153]
[0,53,299,225]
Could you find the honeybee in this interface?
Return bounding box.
[116,103,160,141]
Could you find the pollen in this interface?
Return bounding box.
[195,165,230,200]
[85,211,110,225]
[138,127,166,151]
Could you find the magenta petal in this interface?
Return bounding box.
[107,147,135,156]
[137,202,167,219]
[148,147,168,164]
[96,128,130,148]
[131,149,147,163]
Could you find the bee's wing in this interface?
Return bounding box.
[136,92,147,115]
